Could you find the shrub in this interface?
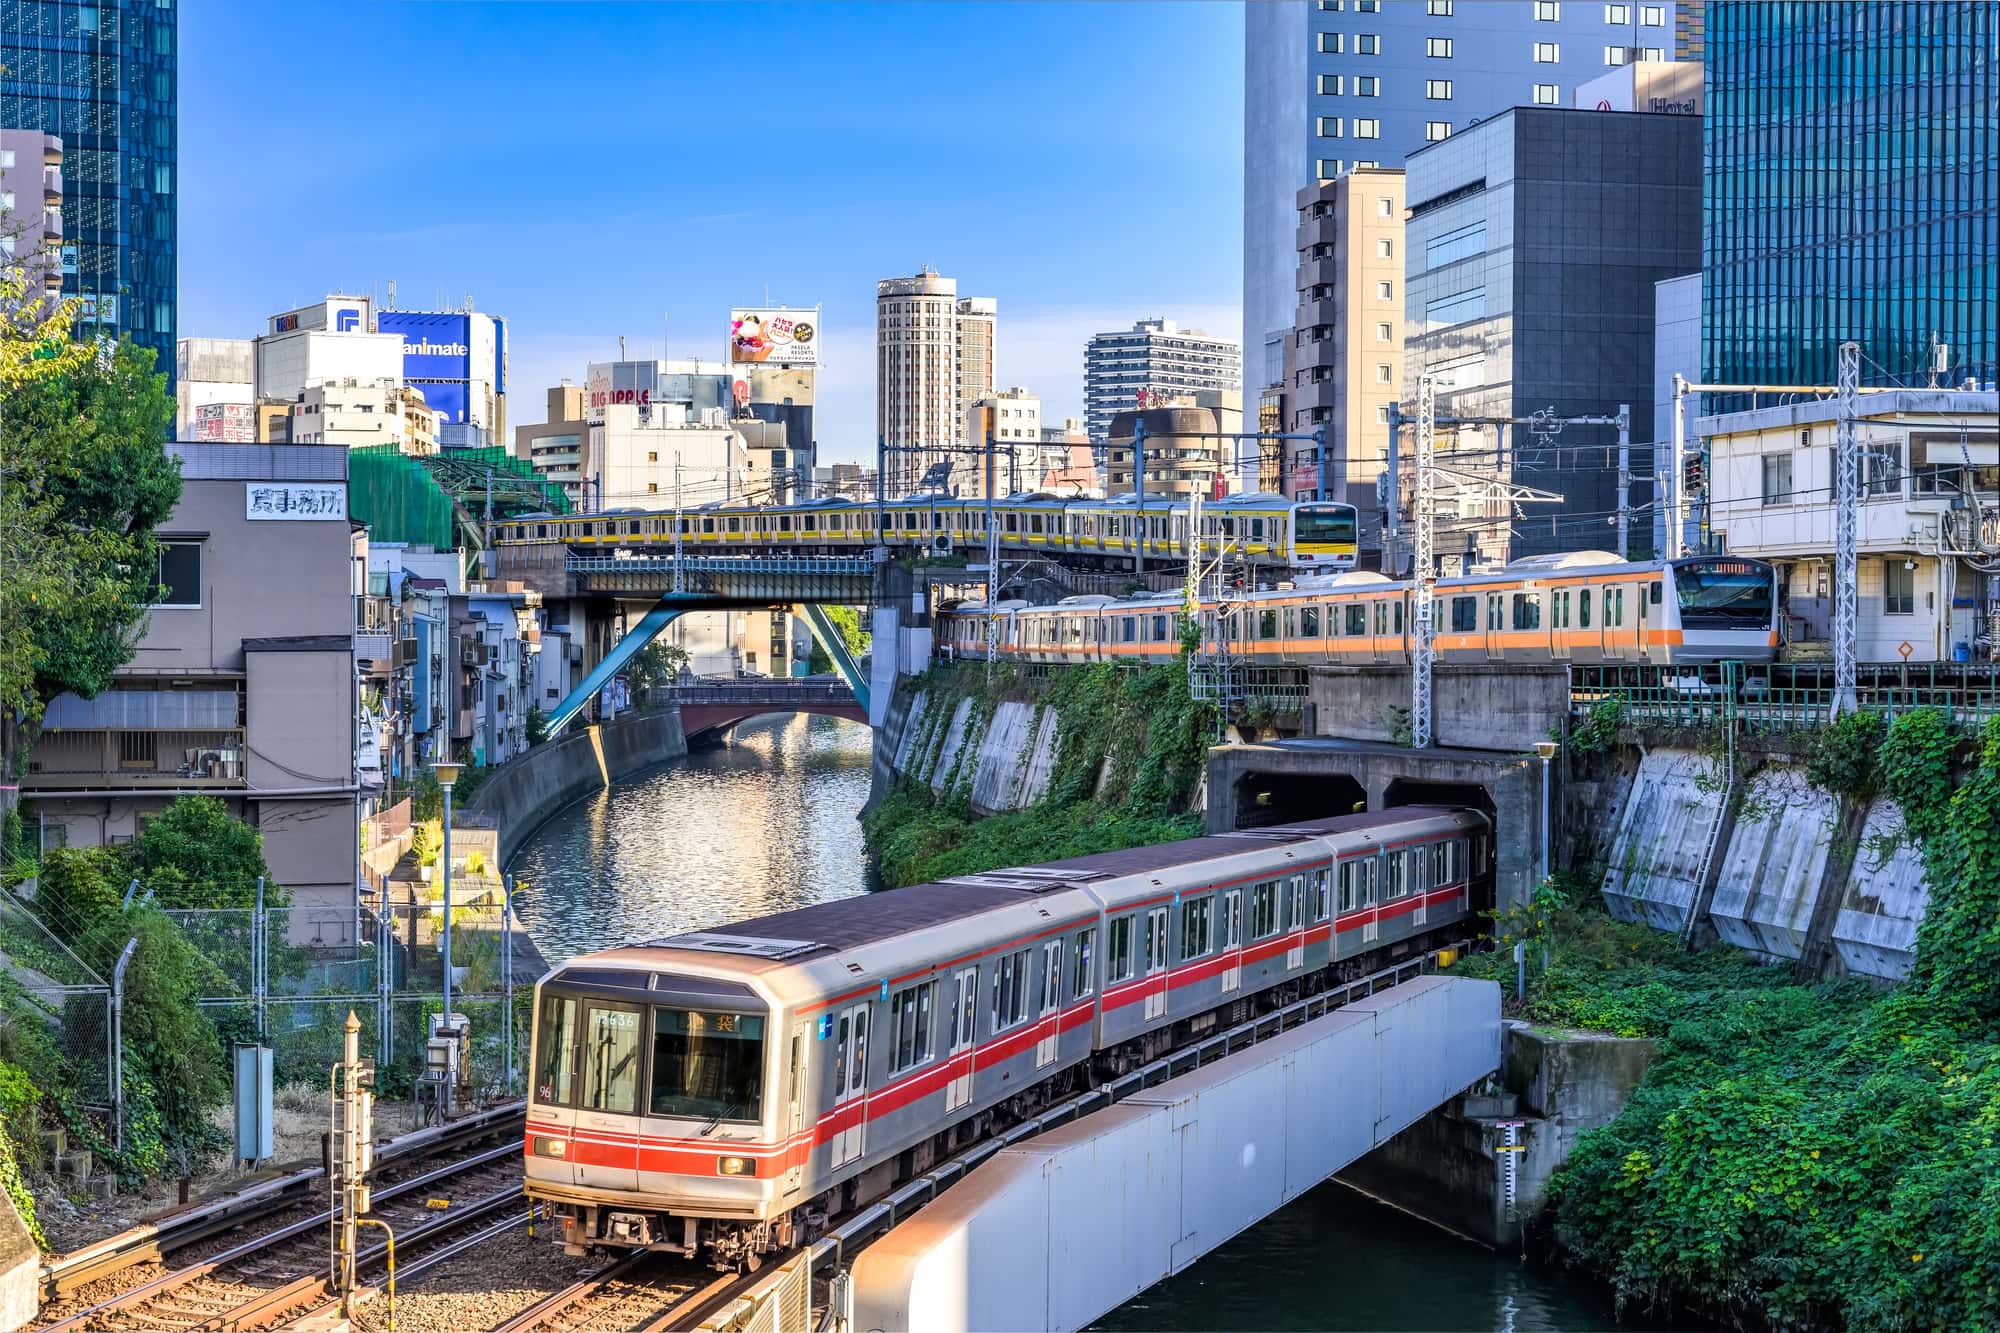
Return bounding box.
[130,794,275,909]
[33,844,128,946]
[1803,708,1886,802]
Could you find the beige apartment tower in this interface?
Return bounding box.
[1286,167,1405,558]
[876,269,997,494]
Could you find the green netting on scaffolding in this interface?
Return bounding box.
[419,446,573,517]
[348,446,456,550]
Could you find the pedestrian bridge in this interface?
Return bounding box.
[695,970,1501,1333]
[661,679,868,741]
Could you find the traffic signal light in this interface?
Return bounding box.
[1683,451,1705,495]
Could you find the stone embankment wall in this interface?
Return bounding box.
[468,709,688,864]
[872,677,1062,815]
[1597,746,1928,980]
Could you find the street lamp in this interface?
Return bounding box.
[433,759,462,1028]
[1533,741,1559,887]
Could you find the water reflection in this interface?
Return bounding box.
[507,714,874,964]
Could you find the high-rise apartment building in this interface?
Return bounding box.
[3,0,176,384]
[1245,0,1683,396]
[1083,319,1241,446]
[875,270,997,493]
[964,387,1041,497]
[1285,168,1404,553]
[1403,106,1700,561]
[1704,1,1997,398]
[0,128,63,298]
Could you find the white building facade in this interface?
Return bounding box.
[876,270,998,493]
[1701,389,2000,663]
[1083,318,1240,445]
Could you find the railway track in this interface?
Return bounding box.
[491,1249,755,1333]
[39,1141,525,1332]
[41,1100,526,1306]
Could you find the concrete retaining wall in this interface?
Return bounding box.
[1601,748,1720,932]
[1308,665,1569,752]
[850,976,1500,1333]
[873,678,1056,816]
[0,1179,35,1333]
[1708,765,1838,960]
[1833,799,1930,980]
[468,709,687,864]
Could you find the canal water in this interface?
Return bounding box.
[508,713,1630,1330]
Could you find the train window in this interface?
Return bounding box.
[1512,593,1542,630]
[1374,602,1388,635]
[1578,589,1592,628]
[1487,594,1503,630]
[726,516,742,532]
[1144,908,1170,974]
[1384,853,1407,900]
[534,993,577,1105]
[1151,516,1166,539]
[1344,605,1367,636]
[1250,881,1280,939]
[947,969,978,1052]
[1357,858,1377,905]
[1337,862,1356,914]
[1005,513,1018,532]
[1222,890,1242,948]
[830,515,843,532]
[1073,928,1096,999]
[536,524,549,539]
[1283,608,1296,637]
[1607,588,1624,626]
[1302,606,1321,636]
[803,516,818,532]
[992,948,1032,1031]
[650,1008,766,1120]
[1222,518,1238,538]
[1259,609,1278,639]
[1311,868,1330,921]
[1451,596,1477,632]
[1030,514,1044,534]
[1283,877,1303,932]
[1151,614,1170,641]
[1252,517,1266,542]
[1650,580,1663,605]
[1042,940,1064,1014]
[1180,897,1213,961]
[1410,846,1431,894]
[778,516,793,533]
[1554,591,1569,629]
[701,518,715,533]
[580,1004,642,1115]
[1108,916,1135,982]
[1395,601,1404,633]
[1119,616,1135,643]
[888,983,935,1074]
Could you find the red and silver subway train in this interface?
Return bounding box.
[524,807,1491,1267]
[938,552,1782,667]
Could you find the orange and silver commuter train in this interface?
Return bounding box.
[492,492,1361,572]
[939,552,1781,667]
[524,807,1490,1268]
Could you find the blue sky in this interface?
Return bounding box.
[180,2,1245,462]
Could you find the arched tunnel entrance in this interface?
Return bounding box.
[1382,777,1497,824]
[1229,771,1368,829]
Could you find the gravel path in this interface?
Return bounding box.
[351,1226,599,1333]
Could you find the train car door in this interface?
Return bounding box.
[1285,875,1307,970]
[830,1003,870,1169]
[1220,889,1243,993]
[782,1022,809,1194]
[1035,939,1064,1069]
[574,1001,642,1191]
[1484,593,1506,662]
[944,967,978,1112]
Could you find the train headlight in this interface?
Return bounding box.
[716,1155,757,1177]
[532,1136,568,1158]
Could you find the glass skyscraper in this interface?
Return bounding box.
[1704,2,1997,395]
[2,0,177,385]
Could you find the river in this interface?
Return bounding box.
[508,713,1630,1330]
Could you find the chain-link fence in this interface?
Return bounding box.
[0,891,114,1111]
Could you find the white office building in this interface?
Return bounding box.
[1083,319,1240,446]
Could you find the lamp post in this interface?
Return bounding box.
[433,759,462,1027]
[1533,741,1559,887]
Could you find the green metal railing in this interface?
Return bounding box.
[1569,662,2000,733]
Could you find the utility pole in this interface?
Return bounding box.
[1132,417,1148,577]
[1385,402,1402,576]
[1412,376,1437,750]
[672,452,684,596]
[1615,403,1632,560]
[1833,341,1860,714]
[1668,375,1687,561]
[1312,423,1328,501]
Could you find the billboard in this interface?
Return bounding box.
[380,312,473,381]
[194,402,255,443]
[730,308,817,366]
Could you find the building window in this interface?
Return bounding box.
[1355,0,1379,10]
[1427,0,1454,12]
[1426,220,1486,266]
[1317,158,1346,177]
[1883,561,1915,616]
[1319,31,1343,53]
[1376,363,1393,384]
[1604,44,1628,64]
[1356,33,1380,53]
[1426,37,1452,57]
[1377,196,1394,217]
[1376,321,1393,341]
[1355,75,1379,95]
[1318,73,1344,95]
[1536,1,1560,18]
[1533,82,1561,103]
[1605,3,1628,22]
[1535,41,1560,61]
[1376,238,1393,258]
[1761,453,1794,505]
[1376,280,1394,300]
[1318,116,1343,137]
[1641,4,1663,23]
[1318,0,1342,8]
[1427,78,1454,98]
[1640,46,1664,59]
[1425,288,1485,326]
[1425,121,1453,141]
[1355,119,1380,138]
[1377,405,1392,424]
[155,541,201,607]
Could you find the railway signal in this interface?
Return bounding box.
[332,1011,379,1322]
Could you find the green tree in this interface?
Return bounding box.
[807,605,871,675]
[129,794,277,909]
[32,844,129,946]
[627,638,691,697]
[1,330,180,805]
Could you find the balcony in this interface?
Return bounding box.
[1295,298,1343,332]
[24,729,248,790]
[1296,217,1339,252]
[1298,257,1343,290]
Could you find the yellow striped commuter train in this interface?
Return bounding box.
[938,552,1781,667]
[492,492,1361,572]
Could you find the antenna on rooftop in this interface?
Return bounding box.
[386,279,397,311]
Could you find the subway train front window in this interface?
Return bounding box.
[535,992,577,1104]
[650,1008,766,1121]
[1673,558,1776,628]
[584,1004,643,1113]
